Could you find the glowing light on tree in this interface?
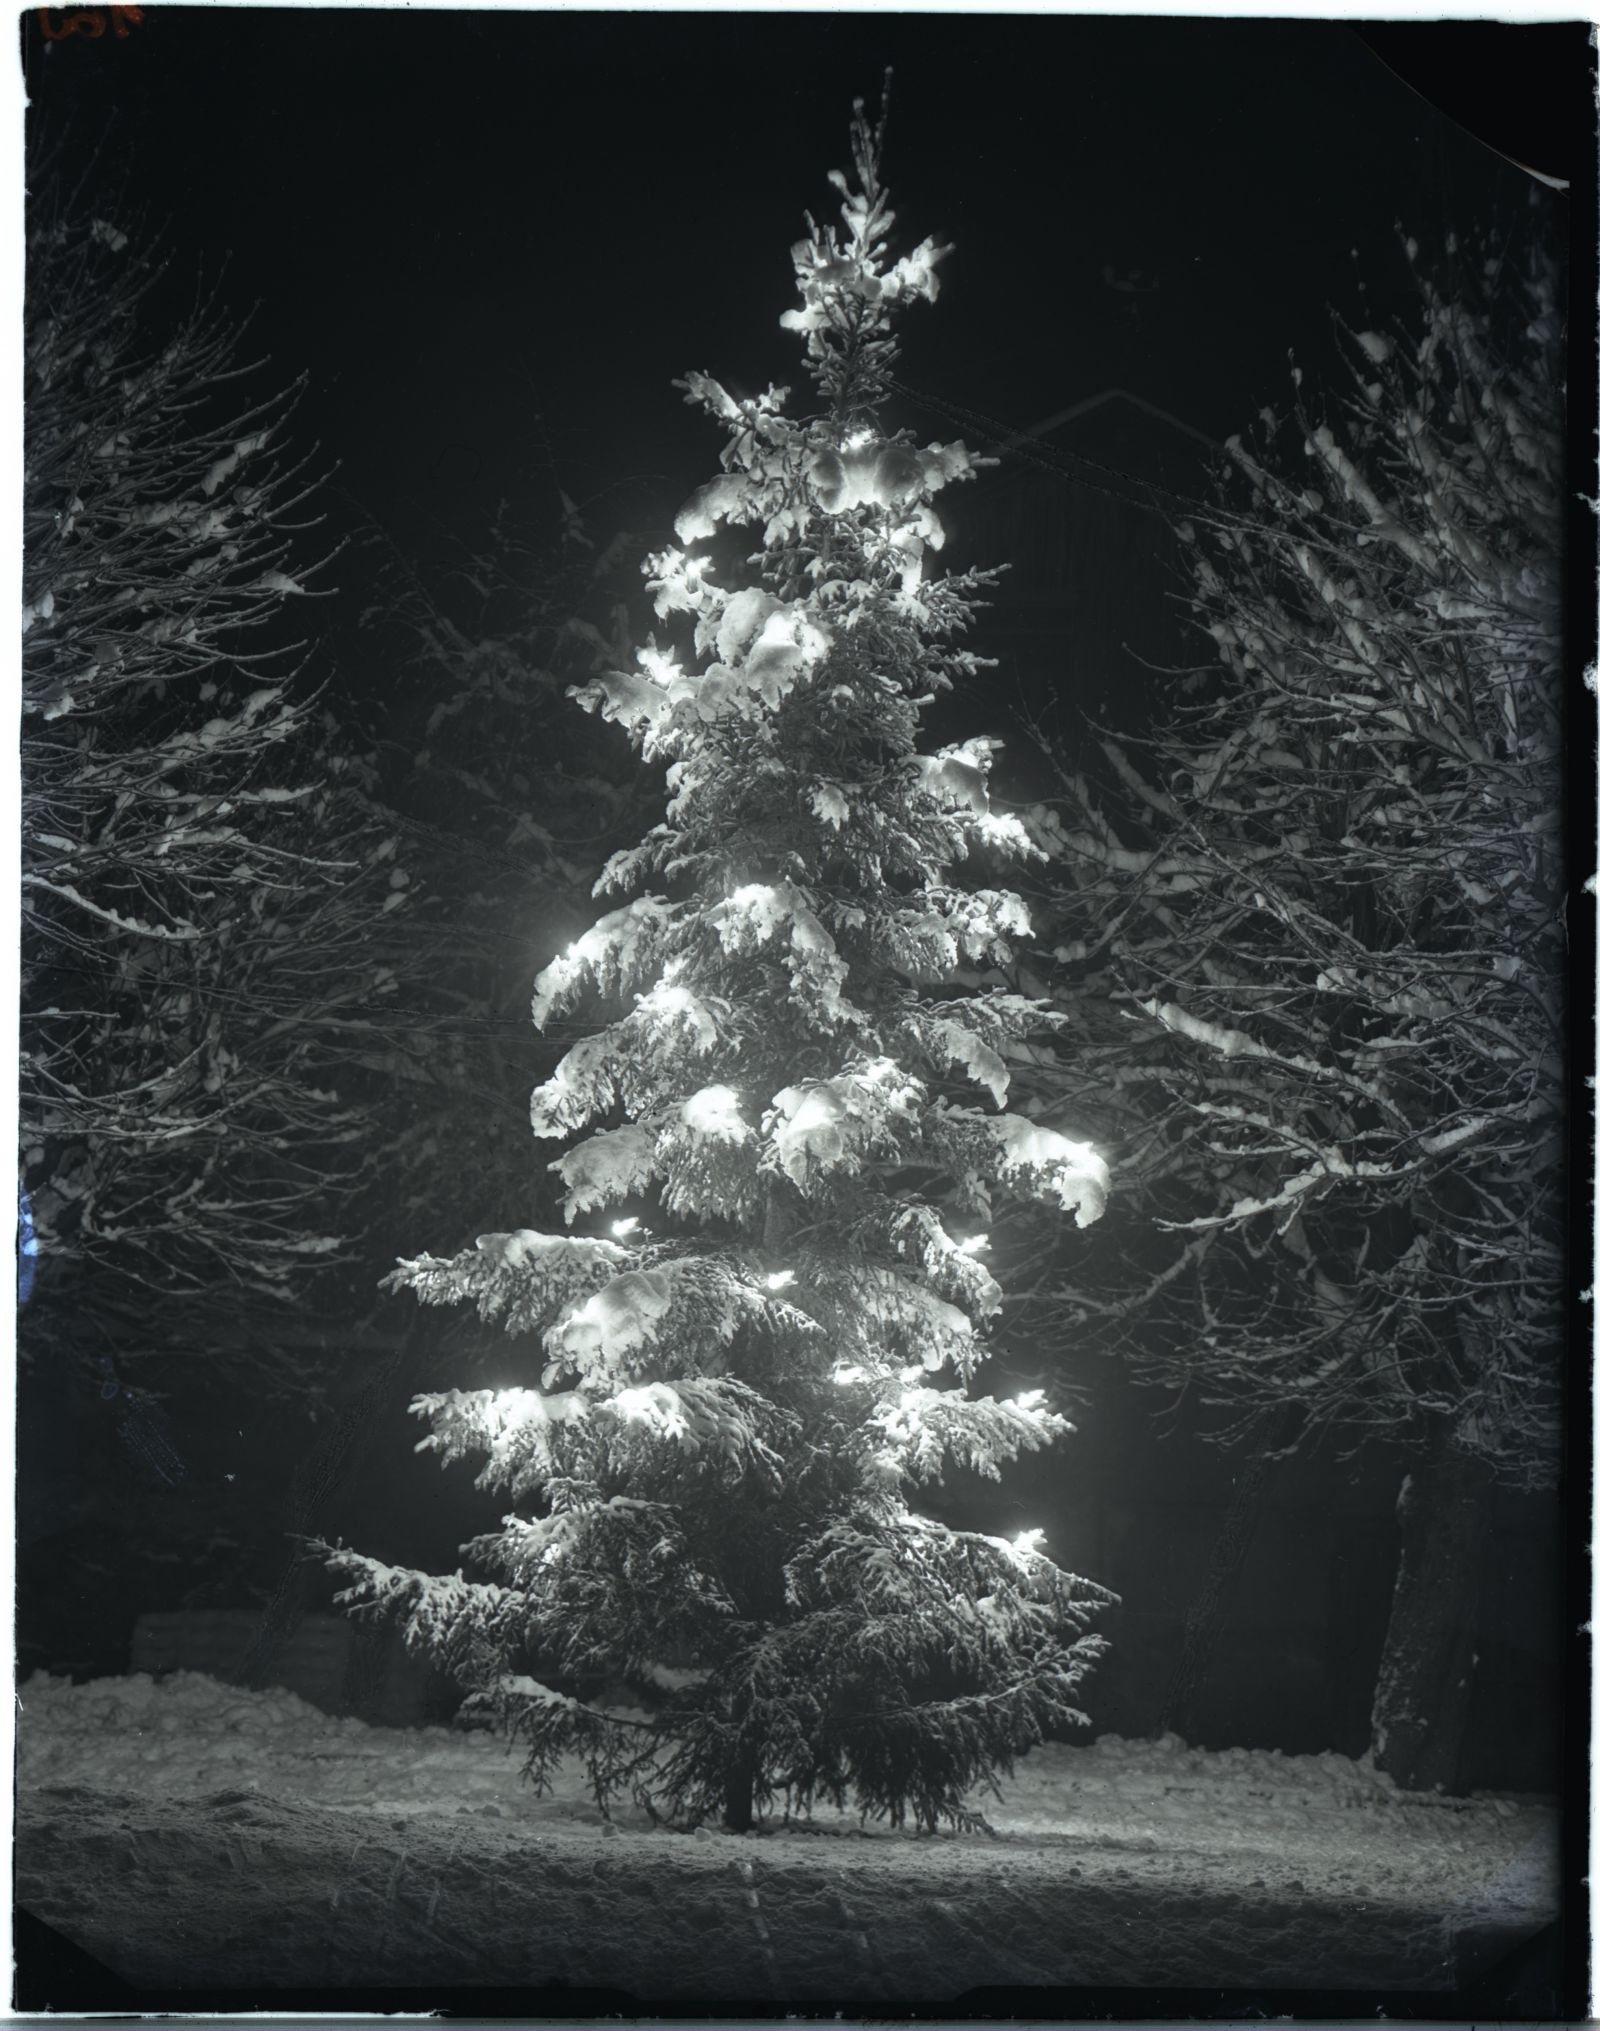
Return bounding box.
[323,81,1112,1835]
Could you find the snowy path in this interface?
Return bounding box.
[15,1672,1562,2004]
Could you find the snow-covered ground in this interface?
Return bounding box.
[14,1669,1564,2007]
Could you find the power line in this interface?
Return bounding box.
[886,374,1225,521]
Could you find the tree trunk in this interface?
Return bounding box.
[722,1737,759,1833]
[761,1180,801,1257]
[1158,1407,1292,1740]
[1371,1428,1493,1794]
[241,1320,419,1698]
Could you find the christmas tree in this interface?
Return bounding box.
[323,85,1112,1835]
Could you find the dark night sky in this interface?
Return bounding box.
[22,9,1588,637]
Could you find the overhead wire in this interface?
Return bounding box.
[884,373,1226,521]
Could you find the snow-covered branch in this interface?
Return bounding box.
[1020,223,1564,1490]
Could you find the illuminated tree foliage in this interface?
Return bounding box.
[324,89,1112,1834]
[1022,221,1564,1790]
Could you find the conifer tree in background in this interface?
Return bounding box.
[340,494,643,1258]
[323,86,1113,1834]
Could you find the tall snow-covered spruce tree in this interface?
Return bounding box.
[323,90,1112,1834]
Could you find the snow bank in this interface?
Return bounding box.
[14,1672,1556,1925]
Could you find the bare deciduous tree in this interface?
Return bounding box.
[21,205,409,1384]
[1019,220,1565,1790]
